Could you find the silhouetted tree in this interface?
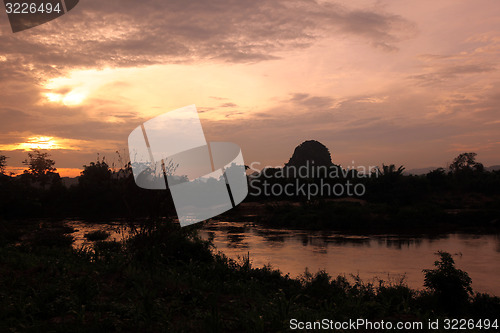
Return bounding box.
[380,164,405,177]
[23,150,56,176]
[79,158,112,188]
[74,158,119,217]
[0,153,7,174]
[22,150,58,187]
[426,167,447,187]
[449,152,484,173]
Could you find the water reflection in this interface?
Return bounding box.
[65,219,131,248]
[63,219,500,296]
[226,233,248,249]
[377,237,424,250]
[199,222,500,296]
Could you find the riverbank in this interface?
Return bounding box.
[222,198,500,234]
[1,219,499,332]
[200,221,500,296]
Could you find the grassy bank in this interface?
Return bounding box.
[0,219,499,332]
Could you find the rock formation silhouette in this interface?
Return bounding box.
[285,140,333,168]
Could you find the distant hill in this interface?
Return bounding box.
[404,167,439,175]
[405,165,500,175]
[285,140,333,168]
[61,177,79,188]
[486,165,500,172]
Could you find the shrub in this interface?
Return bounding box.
[423,251,472,314]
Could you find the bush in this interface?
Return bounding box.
[423,251,472,314]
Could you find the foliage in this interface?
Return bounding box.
[379,164,405,177]
[1,150,500,232]
[449,152,484,173]
[0,222,499,332]
[0,153,7,174]
[79,158,112,188]
[1,148,499,330]
[21,150,59,188]
[22,149,57,177]
[423,251,473,314]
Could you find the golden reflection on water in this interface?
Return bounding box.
[199,222,500,296]
[66,220,500,296]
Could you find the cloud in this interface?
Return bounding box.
[209,96,229,101]
[0,84,147,157]
[410,63,496,85]
[288,93,337,110]
[3,0,500,171]
[200,84,500,168]
[0,108,33,131]
[0,1,417,170]
[219,102,238,108]
[0,0,416,71]
[411,34,500,86]
[332,7,416,51]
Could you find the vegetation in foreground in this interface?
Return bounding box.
[0,219,499,332]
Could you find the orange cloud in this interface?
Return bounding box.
[4,166,82,178]
[0,136,85,151]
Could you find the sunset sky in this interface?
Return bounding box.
[1,0,500,177]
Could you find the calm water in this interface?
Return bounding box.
[66,220,500,296]
[66,220,131,248]
[198,222,500,296]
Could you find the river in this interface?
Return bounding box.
[67,220,500,296]
[198,222,500,296]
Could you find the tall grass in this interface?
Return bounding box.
[0,219,499,332]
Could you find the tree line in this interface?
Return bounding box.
[0,150,176,219]
[1,150,499,221]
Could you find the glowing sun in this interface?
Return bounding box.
[21,136,59,150]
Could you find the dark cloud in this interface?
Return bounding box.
[0,1,417,168]
[410,63,496,85]
[219,102,238,108]
[288,93,336,110]
[331,8,416,51]
[0,0,416,71]
[197,107,215,113]
[442,64,496,75]
[0,108,33,131]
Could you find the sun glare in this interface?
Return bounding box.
[20,136,59,150]
[0,135,93,152]
[44,90,86,106]
[62,91,86,106]
[43,73,92,106]
[45,93,62,103]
